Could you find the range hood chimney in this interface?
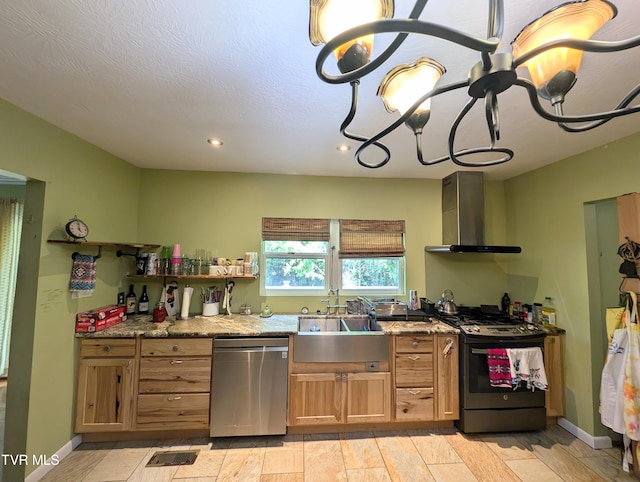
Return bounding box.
[425,171,521,253]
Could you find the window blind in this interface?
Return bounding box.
[339,219,405,258]
[262,217,330,241]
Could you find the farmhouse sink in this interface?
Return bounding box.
[297,316,381,333]
[294,315,388,363]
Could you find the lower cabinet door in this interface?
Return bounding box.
[395,387,435,421]
[75,357,134,432]
[289,373,343,425]
[345,372,391,424]
[136,393,210,430]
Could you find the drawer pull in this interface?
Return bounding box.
[412,341,419,348]
[172,345,180,352]
[408,390,421,395]
[442,338,454,357]
[169,360,183,365]
[408,355,420,361]
[167,396,182,401]
[336,374,341,382]
[102,345,111,353]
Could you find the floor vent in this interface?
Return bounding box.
[146,450,199,467]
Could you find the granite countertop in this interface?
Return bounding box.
[76,313,459,338]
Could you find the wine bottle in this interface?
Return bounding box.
[138,285,149,314]
[126,284,137,315]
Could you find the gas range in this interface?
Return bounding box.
[435,305,546,339]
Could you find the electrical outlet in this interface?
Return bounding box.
[365,361,379,372]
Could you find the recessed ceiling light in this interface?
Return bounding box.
[207,138,223,147]
[337,144,351,152]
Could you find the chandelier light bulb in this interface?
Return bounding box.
[309,0,393,71]
[512,0,616,102]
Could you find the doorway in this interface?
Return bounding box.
[0,171,44,482]
[584,198,620,438]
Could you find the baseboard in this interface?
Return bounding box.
[558,417,612,449]
[24,434,82,482]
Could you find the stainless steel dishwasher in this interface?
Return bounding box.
[210,337,288,437]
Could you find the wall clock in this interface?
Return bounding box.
[65,215,89,240]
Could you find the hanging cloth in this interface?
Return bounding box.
[487,348,512,388]
[600,291,640,472]
[68,254,96,299]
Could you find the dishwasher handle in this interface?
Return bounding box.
[215,346,288,354]
[214,337,288,350]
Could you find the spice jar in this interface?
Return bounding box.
[152,302,166,323]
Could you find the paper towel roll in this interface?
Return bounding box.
[181,285,193,319]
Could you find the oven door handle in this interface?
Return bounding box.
[471,348,489,355]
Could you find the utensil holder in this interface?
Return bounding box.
[202,302,220,316]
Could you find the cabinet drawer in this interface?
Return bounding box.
[80,339,136,358]
[136,393,210,430]
[141,338,212,357]
[395,353,433,387]
[139,357,212,393]
[395,388,434,421]
[395,336,433,353]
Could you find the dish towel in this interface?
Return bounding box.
[68,254,96,299]
[507,347,548,391]
[487,348,513,388]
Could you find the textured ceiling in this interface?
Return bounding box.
[0,1,638,180]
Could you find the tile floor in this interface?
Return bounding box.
[37,424,637,482]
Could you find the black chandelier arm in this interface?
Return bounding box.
[416,132,449,166]
[515,78,640,125]
[317,17,502,85]
[448,97,513,167]
[340,81,391,168]
[513,35,640,70]
[557,84,640,132]
[353,80,469,166]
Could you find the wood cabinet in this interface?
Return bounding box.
[289,370,391,426]
[394,335,435,421]
[435,335,459,421]
[393,334,459,422]
[135,338,212,430]
[75,339,136,433]
[544,334,565,417]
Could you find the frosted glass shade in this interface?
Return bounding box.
[309,0,394,61]
[377,58,446,115]
[512,0,616,91]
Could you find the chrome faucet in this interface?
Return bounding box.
[323,288,346,315]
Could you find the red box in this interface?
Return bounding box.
[75,305,126,333]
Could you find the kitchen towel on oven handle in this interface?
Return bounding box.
[506,347,548,391]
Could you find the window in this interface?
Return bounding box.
[261,217,405,296]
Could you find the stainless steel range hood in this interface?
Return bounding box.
[425,171,521,254]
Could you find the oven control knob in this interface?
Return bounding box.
[503,394,509,401]
[527,324,535,330]
[473,325,480,332]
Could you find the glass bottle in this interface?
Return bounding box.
[138,285,149,314]
[501,292,510,314]
[126,284,136,315]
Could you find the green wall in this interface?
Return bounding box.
[0,98,141,479]
[504,134,640,435]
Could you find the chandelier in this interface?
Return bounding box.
[309,0,640,168]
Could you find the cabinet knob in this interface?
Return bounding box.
[102,345,111,352]
[335,374,341,382]
[412,341,419,348]
[342,374,347,382]
[172,345,180,352]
